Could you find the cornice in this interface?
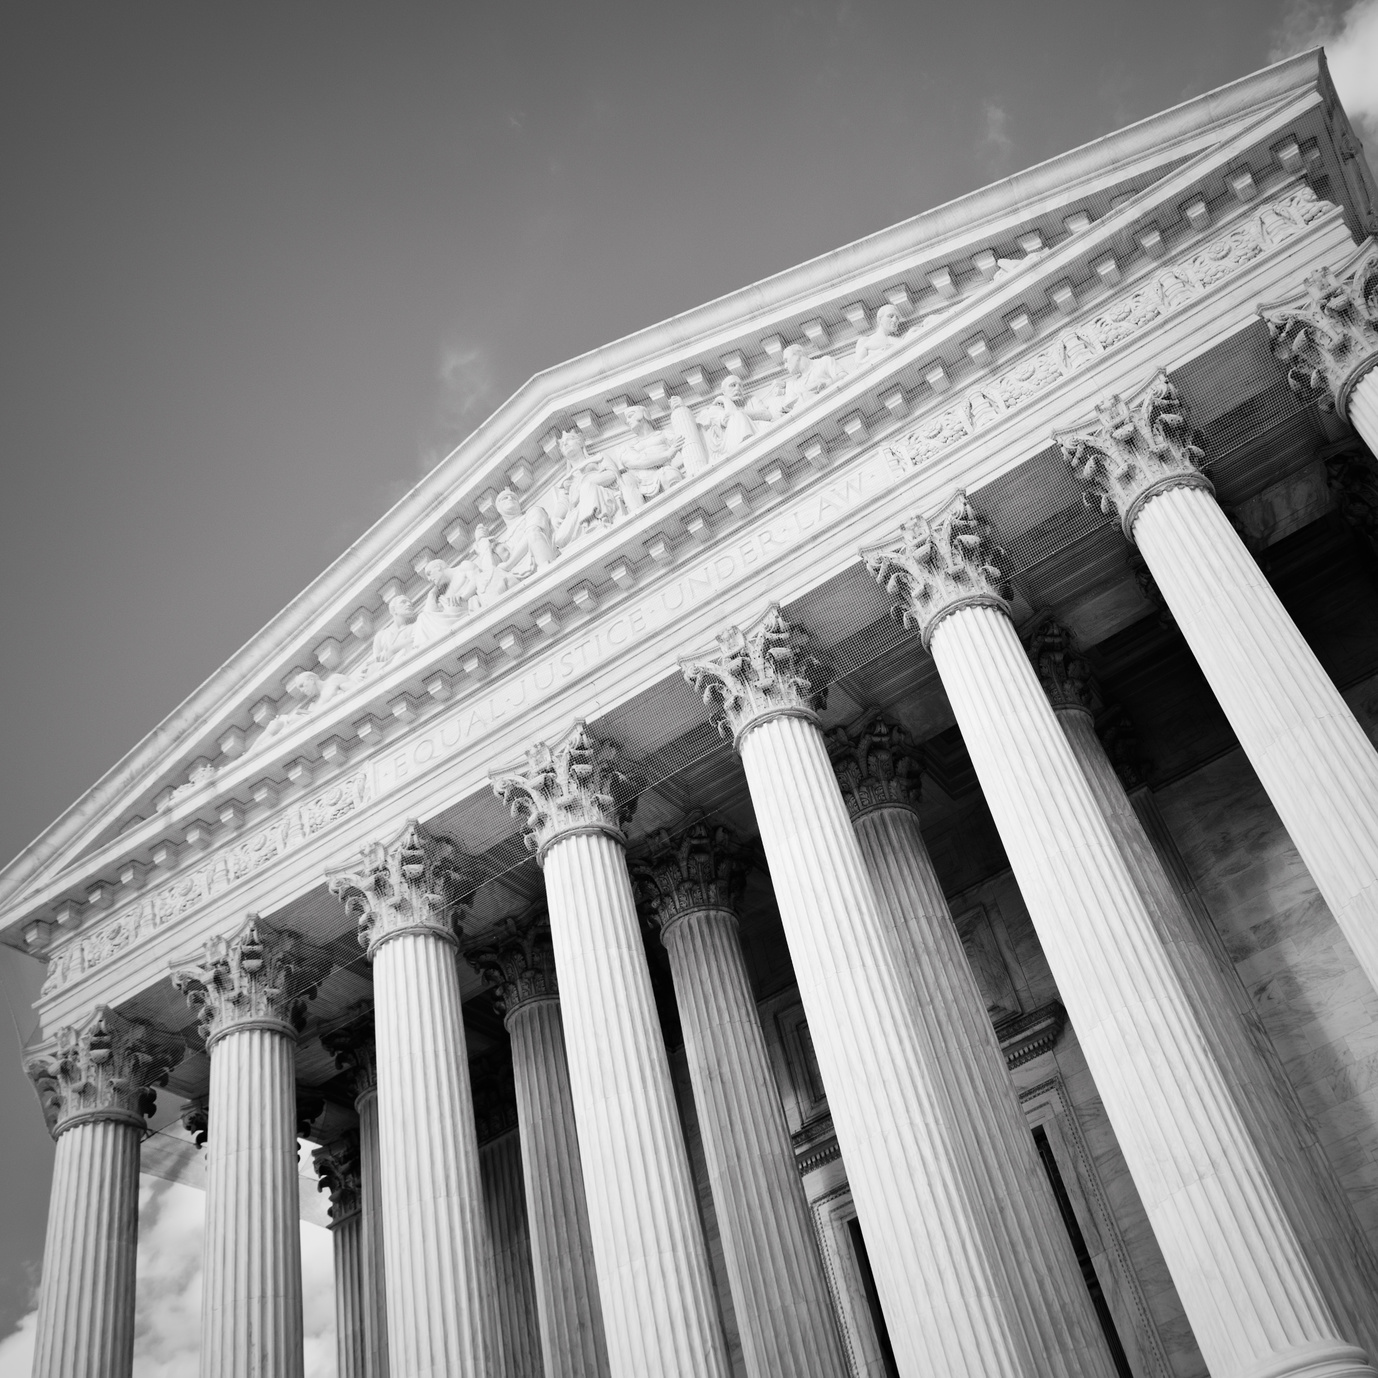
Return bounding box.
[13,177,1351,984]
[0,55,1339,920]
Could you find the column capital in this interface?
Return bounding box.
[1097,706,1149,791]
[327,820,476,955]
[1324,437,1378,555]
[321,1004,378,1103]
[864,493,1011,649]
[680,604,826,747]
[1260,245,1378,421]
[491,721,639,862]
[314,1130,362,1223]
[181,1099,209,1149]
[1055,369,1212,540]
[26,1005,183,1138]
[825,717,924,817]
[634,816,750,929]
[1024,615,1097,715]
[171,916,329,1049]
[465,915,559,1019]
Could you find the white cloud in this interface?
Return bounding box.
[1272,0,1378,144]
[981,101,1016,175]
[0,1175,336,1378]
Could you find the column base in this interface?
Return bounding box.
[1242,1344,1376,1378]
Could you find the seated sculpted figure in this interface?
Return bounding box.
[772,342,843,416]
[851,303,906,371]
[260,668,349,741]
[616,405,685,500]
[700,374,775,456]
[493,488,562,573]
[416,557,478,642]
[548,430,625,547]
[371,594,430,669]
[468,524,521,608]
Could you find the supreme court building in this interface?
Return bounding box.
[12,48,1378,1378]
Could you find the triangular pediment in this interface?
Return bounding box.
[6,49,1372,950]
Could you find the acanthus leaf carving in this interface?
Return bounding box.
[1023,615,1098,714]
[863,493,1010,649]
[170,915,330,1046]
[1054,369,1211,539]
[464,913,559,1017]
[320,1003,379,1102]
[490,722,639,860]
[680,605,827,744]
[1260,243,1378,417]
[25,1004,184,1136]
[327,821,476,955]
[633,815,751,927]
[313,1130,362,1222]
[825,716,925,816]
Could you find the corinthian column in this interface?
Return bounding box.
[328,823,494,1378]
[867,495,1377,1378]
[1057,368,1378,995]
[681,610,1115,1378]
[1261,245,1378,452]
[322,1009,389,1378]
[466,916,610,1378]
[26,1007,182,1378]
[172,917,331,1378]
[1026,616,1378,1356]
[492,725,729,1378]
[824,715,1118,1368]
[315,1134,368,1378]
[635,818,848,1378]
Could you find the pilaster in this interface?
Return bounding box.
[493,725,728,1378]
[27,1007,182,1378]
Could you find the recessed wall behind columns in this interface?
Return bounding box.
[1155,669,1378,1243]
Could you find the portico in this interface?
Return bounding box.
[10,49,1378,1378]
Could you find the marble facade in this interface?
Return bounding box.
[10,49,1378,1378]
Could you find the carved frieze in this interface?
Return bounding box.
[826,717,924,816]
[25,1005,183,1137]
[864,493,1010,648]
[634,817,750,927]
[42,769,370,999]
[491,722,638,860]
[327,821,476,955]
[171,916,330,1046]
[1055,370,1210,539]
[680,605,826,744]
[1260,242,1378,419]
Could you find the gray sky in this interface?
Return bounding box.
[1,0,1375,1363]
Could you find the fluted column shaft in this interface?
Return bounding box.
[332,1206,367,1378]
[481,1130,542,1377]
[202,1024,304,1378]
[1131,482,1378,993]
[541,828,728,1378]
[1348,369,1378,457]
[355,1085,389,1378]
[850,801,1112,1364]
[373,931,491,1377]
[929,600,1374,1378]
[506,994,610,1378]
[660,904,848,1378]
[1057,703,1378,1352]
[737,711,1115,1378]
[32,1117,142,1378]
